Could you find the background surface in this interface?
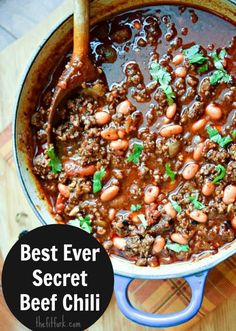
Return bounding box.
[0,0,235,330]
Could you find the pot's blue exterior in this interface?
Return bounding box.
[114,271,209,328]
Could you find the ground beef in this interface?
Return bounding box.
[125,62,144,87]
[154,88,168,108]
[31,107,48,128]
[181,101,204,123]
[203,141,229,163]
[125,234,154,259]
[33,153,51,178]
[228,144,236,160]
[226,161,236,183]
[198,77,211,101]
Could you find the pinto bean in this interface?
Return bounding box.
[108,208,116,221]
[113,237,126,250]
[77,165,96,176]
[58,183,70,198]
[166,103,177,119]
[144,185,160,204]
[182,163,199,180]
[170,233,188,245]
[175,66,187,78]
[110,139,129,151]
[202,180,215,196]
[56,194,65,214]
[223,185,236,205]
[69,206,80,217]
[118,128,126,139]
[205,104,222,121]
[132,214,142,224]
[117,99,132,115]
[101,128,119,140]
[162,117,171,124]
[164,202,177,218]
[64,161,95,177]
[193,142,205,161]
[231,216,236,230]
[101,185,120,202]
[95,111,111,125]
[63,160,79,177]
[190,210,208,223]
[160,125,183,138]
[172,54,184,65]
[152,236,165,254]
[191,118,208,132]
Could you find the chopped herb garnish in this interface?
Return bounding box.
[207,126,232,148]
[189,193,205,210]
[198,63,209,74]
[210,49,232,85]
[166,242,189,253]
[138,214,148,228]
[212,50,225,70]
[47,146,62,174]
[212,165,226,184]
[219,48,228,60]
[210,70,231,85]
[150,62,175,105]
[127,143,144,164]
[165,163,176,183]
[68,216,92,234]
[171,200,182,214]
[130,204,142,212]
[183,45,208,64]
[231,130,236,140]
[165,85,175,106]
[93,167,106,193]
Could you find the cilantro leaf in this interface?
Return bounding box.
[150,62,175,105]
[138,214,148,228]
[183,45,200,57]
[171,200,182,214]
[212,51,224,70]
[210,70,224,85]
[127,143,144,164]
[219,49,228,60]
[183,45,207,64]
[166,242,189,253]
[210,49,232,86]
[212,165,226,184]
[210,70,231,85]
[150,62,171,85]
[232,130,236,139]
[207,126,232,148]
[198,63,209,74]
[93,167,106,193]
[165,85,175,105]
[68,216,92,234]
[189,193,205,210]
[207,125,219,138]
[47,146,62,174]
[222,73,232,83]
[130,204,142,212]
[165,163,176,183]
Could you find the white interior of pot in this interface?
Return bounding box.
[14,0,236,279]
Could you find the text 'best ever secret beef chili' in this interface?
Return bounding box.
[31,5,236,267]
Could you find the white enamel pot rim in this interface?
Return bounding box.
[13,2,236,280]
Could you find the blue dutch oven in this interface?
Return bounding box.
[13,0,236,328]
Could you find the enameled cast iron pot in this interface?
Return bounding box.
[13,0,236,328]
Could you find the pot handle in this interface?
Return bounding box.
[114,271,208,328]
